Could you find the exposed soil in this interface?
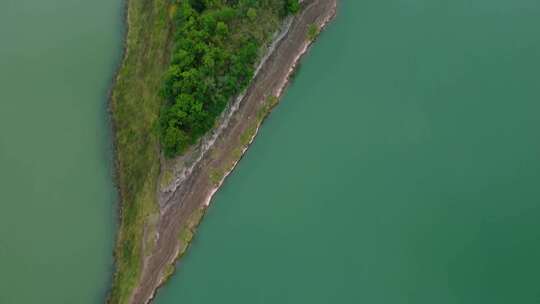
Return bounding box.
[130,1,338,303]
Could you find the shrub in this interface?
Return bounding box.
[159,1,290,157]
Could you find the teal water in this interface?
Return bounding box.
[157,0,540,303]
[0,0,122,303]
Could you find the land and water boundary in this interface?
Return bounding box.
[109,0,338,303]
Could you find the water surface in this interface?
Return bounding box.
[0,0,122,302]
[156,0,540,303]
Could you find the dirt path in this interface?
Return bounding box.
[130,1,338,303]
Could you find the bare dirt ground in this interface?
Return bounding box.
[130,1,338,303]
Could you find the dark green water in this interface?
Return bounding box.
[0,0,122,302]
[157,0,540,303]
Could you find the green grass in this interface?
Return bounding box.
[307,23,320,41]
[257,95,279,121]
[160,165,175,188]
[177,207,205,255]
[240,123,258,147]
[209,168,225,186]
[232,147,243,160]
[162,208,205,283]
[108,0,174,303]
[179,226,194,243]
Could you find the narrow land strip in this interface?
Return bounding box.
[110,0,338,303]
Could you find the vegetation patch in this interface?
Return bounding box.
[178,226,194,244]
[163,264,176,280]
[208,167,225,186]
[108,0,173,303]
[177,207,206,255]
[160,165,175,188]
[240,123,258,147]
[231,147,243,161]
[163,204,201,283]
[159,0,300,157]
[257,95,279,121]
[307,23,320,41]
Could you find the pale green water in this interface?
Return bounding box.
[157,0,540,303]
[0,0,122,303]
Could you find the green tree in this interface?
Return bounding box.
[159,0,293,156]
[216,21,228,37]
[247,8,257,20]
[286,0,300,14]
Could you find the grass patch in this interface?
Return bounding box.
[160,166,175,188]
[240,123,258,147]
[257,95,279,122]
[108,0,174,303]
[232,147,243,160]
[307,23,320,41]
[188,208,205,227]
[163,264,176,280]
[178,226,194,244]
[209,168,225,186]
[177,207,205,255]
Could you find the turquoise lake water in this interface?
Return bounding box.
[157,1,540,303]
[1,0,540,303]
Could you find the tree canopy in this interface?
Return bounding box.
[159,0,300,157]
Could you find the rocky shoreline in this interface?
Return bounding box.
[129,1,338,303]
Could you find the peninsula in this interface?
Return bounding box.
[109,0,337,303]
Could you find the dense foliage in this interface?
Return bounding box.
[159,0,299,157]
